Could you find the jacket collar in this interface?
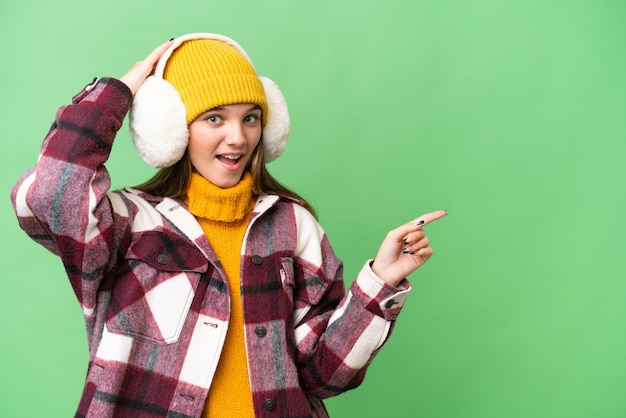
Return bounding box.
[123,187,280,258]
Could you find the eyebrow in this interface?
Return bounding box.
[208,104,262,112]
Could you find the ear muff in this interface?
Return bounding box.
[259,76,290,164]
[129,33,290,168]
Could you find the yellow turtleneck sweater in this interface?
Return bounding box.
[185,171,256,417]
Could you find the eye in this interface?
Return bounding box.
[206,115,222,124]
[244,114,261,124]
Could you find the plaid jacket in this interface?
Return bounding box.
[11,77,412,417]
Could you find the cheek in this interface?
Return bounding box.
[188,126,217,151]
[186,135,201,158]
[248,127,262,148]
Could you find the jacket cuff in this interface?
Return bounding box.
[72,77,133,122]
[351,260,412,321]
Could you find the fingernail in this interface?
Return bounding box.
[169,38,175,41]
[410,251,416,255]
[402,248,409,254]
[403,238,408,245]
[416,220,425,226]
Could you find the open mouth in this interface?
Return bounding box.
[217,154,243,168]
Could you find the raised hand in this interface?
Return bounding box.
[119,39,174,95]
[371,210,447,287]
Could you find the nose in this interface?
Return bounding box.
[224,121,246,147]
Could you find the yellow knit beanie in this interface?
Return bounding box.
[164,39,268,125]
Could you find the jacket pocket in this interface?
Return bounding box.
[280,257,329,326]
[106,230,209,344]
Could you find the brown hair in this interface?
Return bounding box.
[134,139,317,218]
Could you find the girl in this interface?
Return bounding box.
[11,33,446,417]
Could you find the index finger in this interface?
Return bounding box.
[412,210,448,227]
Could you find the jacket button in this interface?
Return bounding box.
[384,299,397,309]
[255,325,267,337]
[157,254,169,265]
[251,255,263,265]
[263,398,276,411]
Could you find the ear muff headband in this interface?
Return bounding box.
[129,33,290,168]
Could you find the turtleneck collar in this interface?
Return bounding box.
[185,171,256,223]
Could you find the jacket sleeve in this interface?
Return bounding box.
[291,205,412,399]
[10,77,134,317]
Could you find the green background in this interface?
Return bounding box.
[1,0,625,417]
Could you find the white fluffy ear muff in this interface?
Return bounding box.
[129,32,290,168]
[260,76,290,163]
[129,76,188,168]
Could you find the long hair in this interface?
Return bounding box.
[134,139,317,218]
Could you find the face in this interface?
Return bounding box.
[188,103,262,188]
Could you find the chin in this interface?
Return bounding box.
[215,176,243,188]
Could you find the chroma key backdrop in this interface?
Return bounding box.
[1,0,625,417]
